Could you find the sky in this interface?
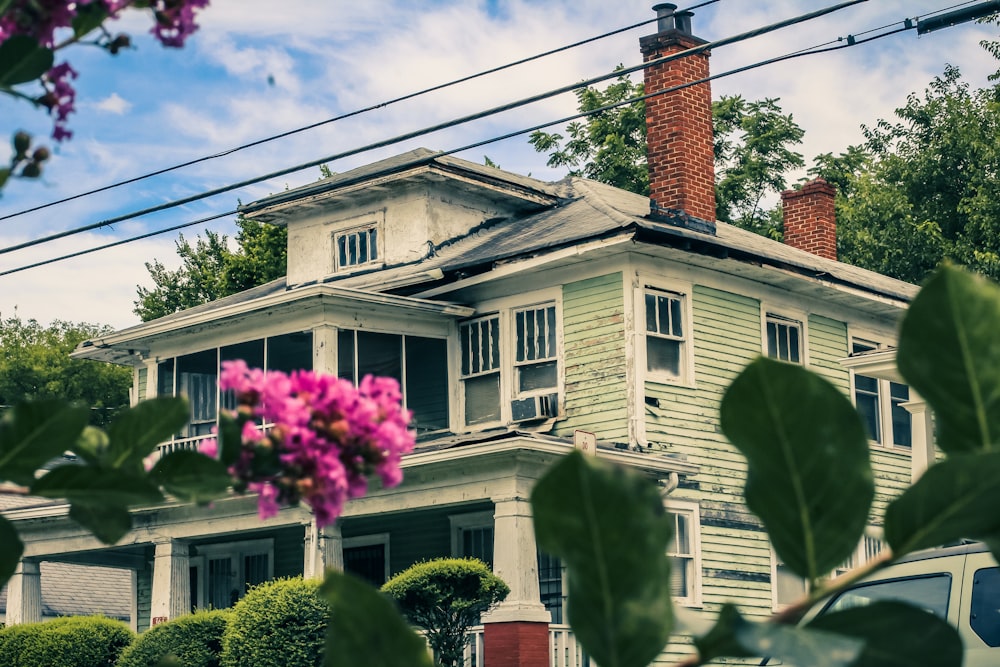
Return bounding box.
[0,0,996,330]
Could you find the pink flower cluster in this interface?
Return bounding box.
[215,360,415,527]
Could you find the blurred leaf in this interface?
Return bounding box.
[0,36,54,86]
[149,450,231,504]
[808,601,962,667]
[898,265,1000,455]
[721,358,873,581]
[532,451,674,667]
[0,400,89,486]
[30,465,163,506]
[72,425,110,465]
[0,167,10,189]
[0,514,24,589]
[72,2,108,38]
[217,412,244,467]
[320,570,434,667]
[884,452,1000,559]
[695,603,861,667]
[104,397,189,470]
[68,502,132,544]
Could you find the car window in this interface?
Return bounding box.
[822,574,952,619]
[970,567,1000,647]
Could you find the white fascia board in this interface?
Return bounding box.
[839,348,901,381]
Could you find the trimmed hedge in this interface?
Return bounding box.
[0,616,134,667]
[220,577,329,667]
[115,609,230,667]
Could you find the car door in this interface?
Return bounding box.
[961,551,1000,667]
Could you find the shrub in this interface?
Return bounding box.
[116,609,230,667]
[220,577,328,667]
[381,558,509,667]
[0,615,134,667]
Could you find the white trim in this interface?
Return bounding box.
[846,333,913,452]
[637,278,696,388]
[665,499,702,607]
[343,533,391,584]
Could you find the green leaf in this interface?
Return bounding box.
[695,603,862,667]
[149,450,231,504]
[30,465,164,506]
[72,2,109,38]
[319,570,434,667]
[0,400,89,486]
[0,36,54,87]
[884,451,1000,558]
[68,502,133,544]
[531,451,674,667]
[217,412,245,467]
[720,358,873,581]
[105,397,189,470]
[0,167,10,189]
[808,601,962,667]
[0,514,25,589]
[898,265,1000,455]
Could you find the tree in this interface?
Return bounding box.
[0,315,131,425]
[528,74,805,237]
[381,558,509,667]
[134,215,287,321]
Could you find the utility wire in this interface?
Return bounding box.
[0,0,865,257]
[0,0,721,223]
[2,12,924,278]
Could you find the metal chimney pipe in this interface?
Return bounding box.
[652,3,678,32]
[673,10,694,35]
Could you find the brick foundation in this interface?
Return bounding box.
[483,621,550,667]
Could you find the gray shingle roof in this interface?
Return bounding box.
[0,562,130,621]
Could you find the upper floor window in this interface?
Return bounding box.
[645,287,688,382]
[334,225,379,271]
[765,314,803,363]
[851,339,912,448]
[771,532,885,610]
[666,500,701,606]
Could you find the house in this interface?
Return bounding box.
[2,6,929,666]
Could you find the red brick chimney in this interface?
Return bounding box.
[781,178,837,260]
[641,4,716,229]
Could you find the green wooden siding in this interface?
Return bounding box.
[136,367,148,403]
[808,314,849,389]
[555,273,628,441]
[136,556,152,632]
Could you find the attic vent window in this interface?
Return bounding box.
[335,225,379,270]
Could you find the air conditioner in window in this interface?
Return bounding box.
[510,394,558,422]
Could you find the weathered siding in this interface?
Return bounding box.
[136,555,152,632]
[870,449,912,521]
[808,314,849,389]
[555,273,629,442]
[136,367,148,403]
[274,525,304,578]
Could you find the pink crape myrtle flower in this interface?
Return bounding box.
[218,360,415,526]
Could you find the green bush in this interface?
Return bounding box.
[220,577,328,667]
[116,609,230,667]
[382,558,509,667]
[0,615,134,667]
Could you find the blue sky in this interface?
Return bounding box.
[0,0,996,329]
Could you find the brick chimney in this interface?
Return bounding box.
[781,178,837,261]
[640,3,716,231]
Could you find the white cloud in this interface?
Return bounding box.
[93,93,133,115]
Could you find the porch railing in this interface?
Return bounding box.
[155,433,211,458]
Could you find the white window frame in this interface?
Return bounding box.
[343,533,391,585]
[638,283,695,386]
[665,499,702,607]
[333,222,382,272]
[449,510,495,564]
[849,336,912,450]
[763,311,807,365]
[192,538,274,610]
[770,532,885,610]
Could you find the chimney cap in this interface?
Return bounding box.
[652,3,678,32]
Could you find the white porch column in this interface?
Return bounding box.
[6,559,42,625]
[484,497,550,623]
[903,398,935,481]
[303,519,344,579]
[150,539,190,626]
[312,324,338,375]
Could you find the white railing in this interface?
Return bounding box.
[550,624,589,667]
[463,625,485,667]
[155,433,211,458]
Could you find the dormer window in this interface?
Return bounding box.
[335,224,379,271]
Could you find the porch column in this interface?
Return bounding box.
[6,559,42,625]
[313,324,338,375]
[483,497,550,667]
[903,398,935,481]
[150,539,190,626]
[303,519,344,579]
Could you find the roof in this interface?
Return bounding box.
[0,562,130,621]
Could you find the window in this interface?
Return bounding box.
[343,534,390,588]
[822,574,952,619]
[765,314,803,363]
[666,501,701,605]
[450,511,494,567]
[191,539,273,610]
[771,533,885,610]
[851,338,912,448]
[971,567,1000,647]
[538,551,567,624]
[334,225,379,270]
[459,299,561,427]
[644,287,689,382]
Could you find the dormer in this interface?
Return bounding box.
[239,148,563,287]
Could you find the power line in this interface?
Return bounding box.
[1,8,924,278]
[0,0,866,258]
[0,0,721,224]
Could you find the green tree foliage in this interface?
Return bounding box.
[0,616,134,667]
[115,609,230,667]
[381,558,509,667]
[0,316,131,426]
[528,75,805,236]
[134,216,287,322]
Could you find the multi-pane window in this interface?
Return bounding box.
[666,502,700,605]
[451,511,495,567]
[460,316,501,425]
[343,534,390,588]
[538,552,567,624]
[645,288,686,380]
[766,314,802,363]
[851,339,912,448]
[513,305,558,395]
[335,225,379,270]
[191,539,273,611]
